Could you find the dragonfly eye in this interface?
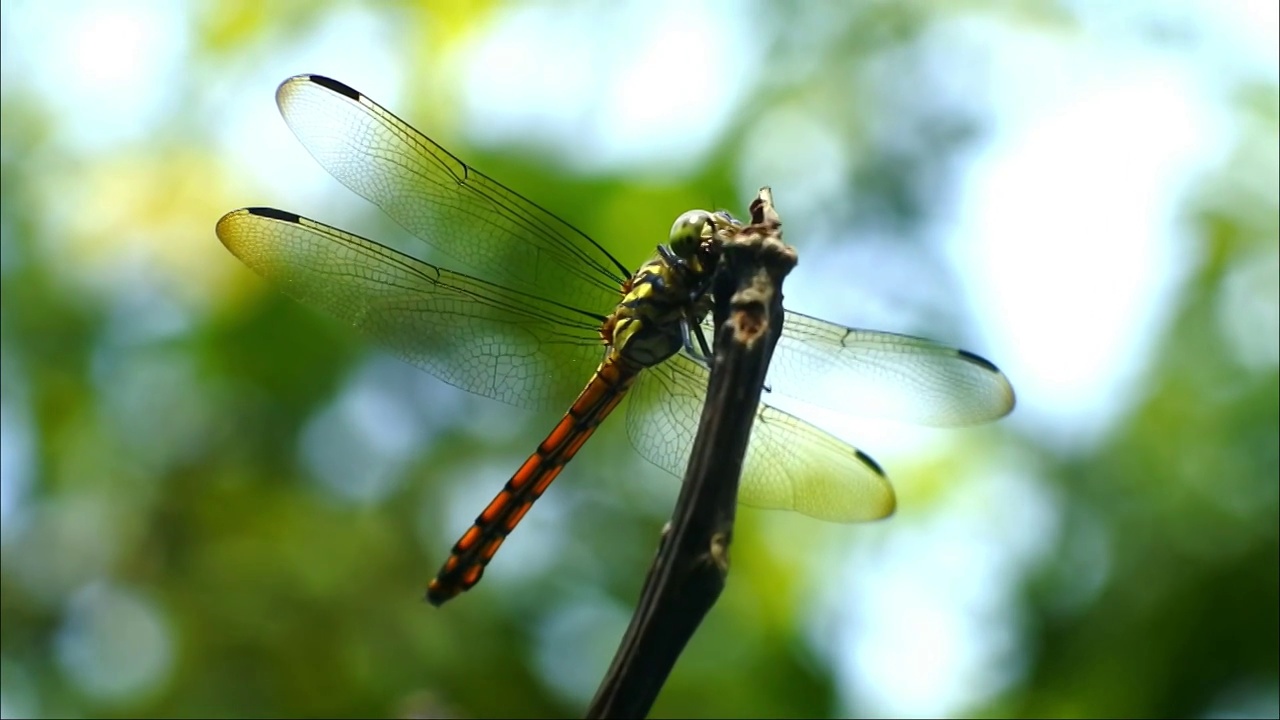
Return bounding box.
[668,209,714,259]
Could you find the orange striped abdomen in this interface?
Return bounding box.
[425,358,641,606]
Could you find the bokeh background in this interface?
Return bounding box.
[2,1,1277,718]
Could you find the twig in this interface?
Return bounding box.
[585,188,796,719]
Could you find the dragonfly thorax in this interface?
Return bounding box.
[606,251,715,368]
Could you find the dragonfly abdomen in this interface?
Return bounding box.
[425,357,642,606]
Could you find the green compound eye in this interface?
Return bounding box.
[668,209,715,259]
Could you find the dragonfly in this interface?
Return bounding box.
[216,74,1016,606]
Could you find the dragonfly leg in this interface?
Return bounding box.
[656,244,681,268]
[654,243,717,365]
[681,316,713,366]
[676,306,774,396]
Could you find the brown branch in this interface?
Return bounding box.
[585,188,796,719]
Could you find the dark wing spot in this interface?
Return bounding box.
[245,207,301,223]
[307,74,362,101]
[957,349,1002,374]
[854,449,886,478]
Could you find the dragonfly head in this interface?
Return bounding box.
[667,208,741,275]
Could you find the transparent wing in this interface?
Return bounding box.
[627,353,895,523]
[216,207,606,411]
[696,310,1016,428]
[274,74,629,313]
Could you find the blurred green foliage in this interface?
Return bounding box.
[2,1,1277,718]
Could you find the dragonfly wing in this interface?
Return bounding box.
[273,74,628,313]
[699,310,1016,427]
[627,353,895,522]
[217,207,605,412]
